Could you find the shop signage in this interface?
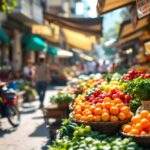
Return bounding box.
[136,0,150,18]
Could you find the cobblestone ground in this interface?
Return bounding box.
[0,87,60,150]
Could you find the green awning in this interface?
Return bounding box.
[22,34,47,51]
[0,27,9,44]
[47,46,57,55]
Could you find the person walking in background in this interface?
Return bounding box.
[35,54,51,108]
[23,59,35,87]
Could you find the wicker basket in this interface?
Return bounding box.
[70,114,131,135]
[57,101,70,109]
[44,104,68,119]
[120,131,150,147]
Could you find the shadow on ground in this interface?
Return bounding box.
[29,122,49,137]
[0,127,17,137]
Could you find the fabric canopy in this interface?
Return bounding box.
[63,28,98,51]
[0,27,9,44]
[22,34,47,51]
[97,0,135,14]
[44,13,102,36]
[47,46,58,56]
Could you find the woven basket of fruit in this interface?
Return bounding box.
[121,110,150,147]
[70,113,131,135]
[120,132,150,147]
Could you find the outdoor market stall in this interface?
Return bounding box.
[47,71,150,149]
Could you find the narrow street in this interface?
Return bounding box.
[0,88,58,150]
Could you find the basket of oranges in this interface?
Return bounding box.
[70,97,132,135]
[121,110,150,147]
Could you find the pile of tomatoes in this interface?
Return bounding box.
[122,110,150,136]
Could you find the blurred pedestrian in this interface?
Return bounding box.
[23,59,35,87]
[35,54,51,108]
[100,60,108,74]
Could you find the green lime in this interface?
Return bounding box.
[73,131,79,137]
[85,126,91,132]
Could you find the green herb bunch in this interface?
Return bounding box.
[50,92,75,104]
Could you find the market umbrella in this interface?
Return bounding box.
[22,34,47,51]
[0,26,9,44]
[47,46,58,56]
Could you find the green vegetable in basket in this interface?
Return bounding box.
[50,92,75,104]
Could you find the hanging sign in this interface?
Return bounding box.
[136,0,150,18]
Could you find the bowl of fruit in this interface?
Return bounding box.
[70,95,132,135]
[121,110,150,147]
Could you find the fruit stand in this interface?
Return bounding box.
[47,71,150,149]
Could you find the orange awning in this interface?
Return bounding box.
[63,28,98,51]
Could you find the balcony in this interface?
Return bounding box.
[9,0,43,24]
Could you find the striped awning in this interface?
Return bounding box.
[97,0,135,14]
[44,13,103,36]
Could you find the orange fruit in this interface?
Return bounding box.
[114,98,122,104]
[118,112,126,120]
[123,124,132,133]
[103,97,111,103]
[140,131,148,136]
[141,118,150,129]
[120,106,130,114]
[130,129,139,135]
[80,116,87,122]
[96,103,103,109]
[82,109,91,116]
[134,123,142,132]
[126,112,133,119]
[140,110,149,118]
[74,114,81,120]
[103,102,112,110]
[122,124,128,131]
[90,105,96,114]
[94,108,102,115]
[147,113,150,121]
[110,115,118,122]
[87,114,94,122]
[116,103,124,110]
[94,115,101,122]
[110,106,119,115]
[85,104,91,109]
[101,113,110,121]
[131,116,141,124]
[102,108,109,113]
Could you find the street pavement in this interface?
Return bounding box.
[0,86,64,150]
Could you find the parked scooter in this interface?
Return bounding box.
[0,81,20,127]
